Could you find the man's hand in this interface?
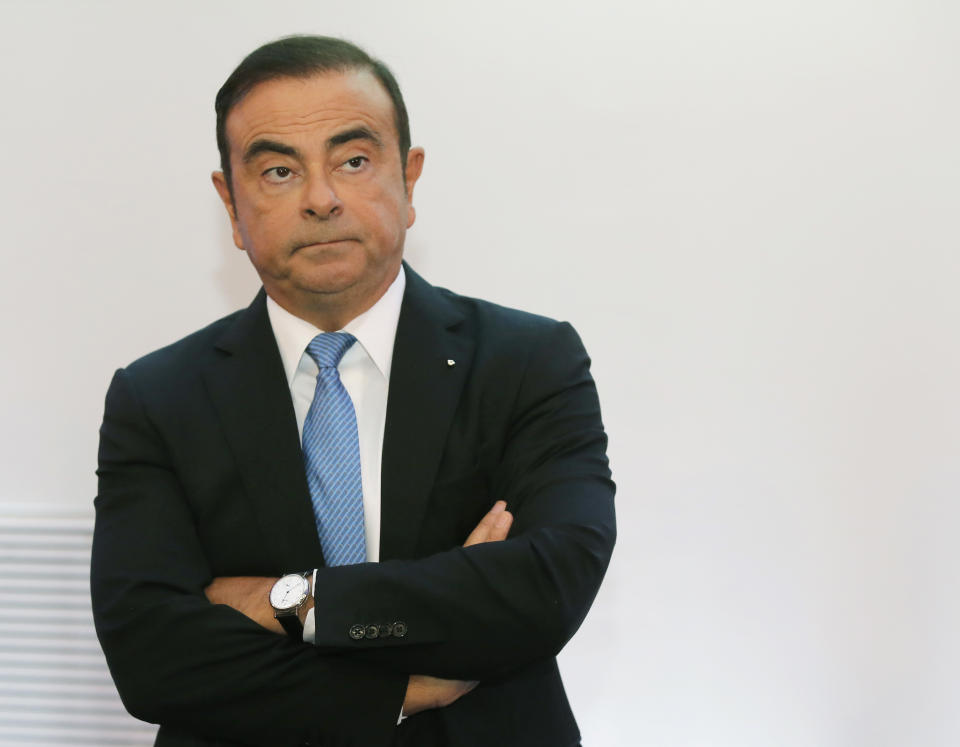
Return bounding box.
[204,576,284,634]
[402,675,478,717]
[463,500,513,547]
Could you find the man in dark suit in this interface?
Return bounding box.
[91,36,615,746]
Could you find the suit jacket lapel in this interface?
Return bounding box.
[202,290,324,572]
[380,265,474,560]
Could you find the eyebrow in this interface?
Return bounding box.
[241,127,384,166]
[242,139,302,164]
[327,126,383,150]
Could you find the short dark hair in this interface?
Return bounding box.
[214,35,411,193]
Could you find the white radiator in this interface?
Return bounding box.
[0,513,157,746]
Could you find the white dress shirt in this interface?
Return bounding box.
[265,266,405,641]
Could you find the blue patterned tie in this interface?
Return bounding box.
[302,333,366,566]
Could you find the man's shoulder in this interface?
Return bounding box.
[121,305,248,381]
[402,267,588,376]
[417,272,569,343]
[439,284,585,362]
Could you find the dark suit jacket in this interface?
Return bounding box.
[91,265,616,747]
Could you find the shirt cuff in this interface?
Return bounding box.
[301,569,317,644]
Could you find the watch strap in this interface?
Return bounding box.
[276,610,304,638]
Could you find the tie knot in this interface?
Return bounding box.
[306,332,356,369]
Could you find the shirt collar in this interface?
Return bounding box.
[266,265,406,385]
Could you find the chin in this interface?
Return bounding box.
[294,263,367,295]
[290,252,398,301]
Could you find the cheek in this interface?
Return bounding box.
[248,198,282,224]
[364,185,409,235]
[237,182,295,223]
[243,202,288,240]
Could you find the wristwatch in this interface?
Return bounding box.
[269,572,311,639]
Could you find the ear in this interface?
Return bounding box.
[211,171,245,251]
[403,147,425,228]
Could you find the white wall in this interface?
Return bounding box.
[1,1,958,745]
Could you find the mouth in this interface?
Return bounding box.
[294,238,356,252]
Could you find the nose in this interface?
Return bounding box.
[301,171,343,219]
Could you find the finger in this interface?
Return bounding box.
[488,510,513,542]
[439,679,480,707]
[203,578,223,603]
[462,501,505,546]
[463,501,507,547]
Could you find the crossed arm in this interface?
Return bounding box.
[203,500,515,716]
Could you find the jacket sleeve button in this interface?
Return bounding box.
[392,621,407,638]
[377,623,392,638]
[349,624,365,640]
[364,624,379,639]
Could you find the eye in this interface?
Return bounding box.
[341,156,368,172]
[263,166,295,183]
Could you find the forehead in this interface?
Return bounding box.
[225,69,396,154]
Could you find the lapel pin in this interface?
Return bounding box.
[446,359,456,367]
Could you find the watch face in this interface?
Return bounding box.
[270,574,307,611]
